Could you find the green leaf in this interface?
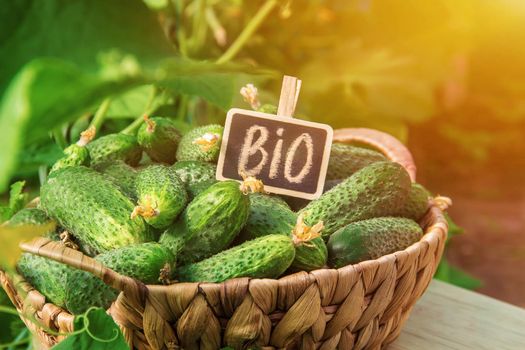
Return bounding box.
[435,258,483,290]
[0,181,28,223]
[52,308,128,350]
[106,85,157,119]
[445,213,464,240]
[143,0,169,10]
[0,58,143,192]
[0,55,258,192]
[0,0,173,94]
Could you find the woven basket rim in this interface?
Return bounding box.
[4,204,446,294]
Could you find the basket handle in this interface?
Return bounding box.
[333,128,417,182]
[20,237,140,294]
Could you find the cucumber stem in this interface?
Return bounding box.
[216,0,278,64]
[239,171,266,195]
[121,86,158,135]
[52,129,68,150]
[292,212,324,246]
[89,98,112,131]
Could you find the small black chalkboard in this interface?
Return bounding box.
[216,108,333,199]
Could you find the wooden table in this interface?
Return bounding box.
[390,279,525,350]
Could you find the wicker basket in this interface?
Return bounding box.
[0,128,448,349]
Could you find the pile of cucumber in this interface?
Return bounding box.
[6,117,431,315]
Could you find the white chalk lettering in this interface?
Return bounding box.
[269,128,285,179]
[238,125,269,176]
[284,133,314,184]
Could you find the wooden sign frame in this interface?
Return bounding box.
[216,108,333,200]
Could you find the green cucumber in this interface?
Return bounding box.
[133,165,188,229]
[176,235,295,283]
[40,166,152,253]
[327,217,423,267]
[50,144,90,174]
[397,183,431,221]
[137,116,182,164]
[16,234,72,308]
[237,193,295,242]
[177,181,249,263]
[92,160,138,200]
[172,161,217,199]
[301,161,411,239]
[327,143,387,180]
[176,124,223,163]
[50,127,96,174]
[293,238,328,272]
[236,195,327,271]
[65,242,175,314]
[87,133,142,166]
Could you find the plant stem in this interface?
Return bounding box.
[216,0,278,64]
[121,86,158,135]
[38,166,48,186]
[90,98,112,131]
[0,306,19,317]
[6,328,29,350]
[173,0,188,56]
[190,0,208,52]
[52,129,68,149]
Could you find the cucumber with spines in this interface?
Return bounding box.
[177,181,250,264]
[300,161,411,239]
[176,124,223,163]
[137,116,182,164]
[40,166,152,253]
[327,217,423,267]
[326,143,387,180]
[50,127,96,174]
[92,160,138,200]
[176,235,295,283]
[397,183,431,221]
[65,242,175,314]
[87,133,142,166]
[132,165,188,229]
[172,160,217,199]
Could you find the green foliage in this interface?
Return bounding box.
[0,181,28,223]
[435,258,483,290]
[0,0,172,93]
[52,308,128,350]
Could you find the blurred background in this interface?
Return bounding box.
[1,2,524,337]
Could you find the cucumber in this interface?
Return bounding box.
[17,252,72,308]
[176,235,295,283]
[236,196,327,271]
[137,116,182,164]
[301,161,411,239]
[237,193,295,242]
[327,143,387,180]
[40,166,152,253]
[50,144,90,174]
[293,238,328,272]
[172,161,217,199]
[176,124,223,163]
[65,242,175,314]
[87,133,142,166]
[132,165,188,229]
[397,183,431,221]
[327,217,423,267]
[177,181,249,263]
[50,127,96,174]
[92,160,138,200]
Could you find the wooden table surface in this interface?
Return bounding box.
[390,279,525,350]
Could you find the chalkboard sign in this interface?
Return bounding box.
[216,108,333,199]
